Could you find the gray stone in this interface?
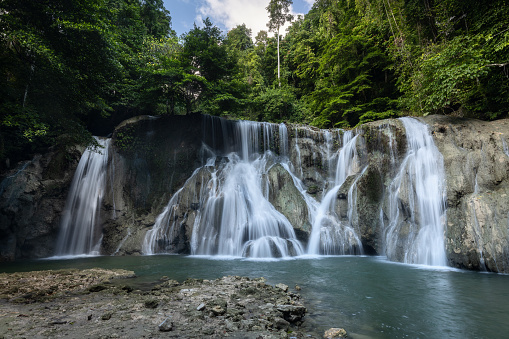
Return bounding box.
[276,304,307,323]
[158,318,173,332]
[211,305,226,316]
[275,283,288,292]
[267,164,312,241]
[273,316,290,330]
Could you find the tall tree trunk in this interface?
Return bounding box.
[277,26,280,87]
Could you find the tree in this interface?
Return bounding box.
[255,30,269,50]
[180,18,238,115]
[140,0,173,38]
[226,24,254,53]
[139,36,186,115]
[0,0,125,163]
[266,0,293,87]
[0,0,176,169]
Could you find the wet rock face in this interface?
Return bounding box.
[267,164,311,242]
[287,126,335,191]
[0,148,82,261]
[422,116,509,272]
[100,114,207,256]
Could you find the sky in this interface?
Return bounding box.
[163,0,315,39]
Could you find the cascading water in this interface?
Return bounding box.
[144,120,304,258]
[383,117,447,266]
[191,153,304,257]
[502,136,509,157]
[141,115,449,265]
[143,117,369,258]
[307,131,364,255]
[55,138,110,256]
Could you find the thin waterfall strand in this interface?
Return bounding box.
[308,132,363,255]
[55,138,110,256]
[383,117,447,266]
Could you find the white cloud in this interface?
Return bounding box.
[303,0,314,8]
[197,0,304,39]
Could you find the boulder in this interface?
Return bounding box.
[324,327,348,338]
[267,163,311,241]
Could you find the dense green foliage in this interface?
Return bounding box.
[1,0,507,170]
[0,0,173,166]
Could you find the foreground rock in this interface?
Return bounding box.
[0,268,135,303]
[0,270,310,338]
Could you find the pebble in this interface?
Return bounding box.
[158,318,173,332]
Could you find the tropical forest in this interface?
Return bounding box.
[1,0,507,167]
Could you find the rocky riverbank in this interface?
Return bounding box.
[0,269,314,338]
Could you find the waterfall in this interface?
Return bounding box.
[502,136,509,157]
[191,153,304,257]
[143,166,206,255]
[144,120,304,258]
[383,117,447,266]
[143,118,369,258]
[140,115,448,264]
[55,138,110,256]
[307,131,364,255]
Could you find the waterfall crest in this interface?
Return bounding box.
[55,138,110,256]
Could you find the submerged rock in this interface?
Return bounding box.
[324,327,348,338]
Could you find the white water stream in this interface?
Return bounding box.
[307,132,364,255]
[382,117,447,266]
[55,138,110,256]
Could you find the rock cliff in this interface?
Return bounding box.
[0,148,82,260]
